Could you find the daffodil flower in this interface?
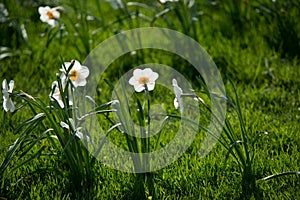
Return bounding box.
[38,6,61,27]
[60,60,89,87]
[2,79,15,112]
[129,68,159,92]
[49,81,73,108]
[172,79,183,113]
[60,118,91,142]
[172,79,206,113]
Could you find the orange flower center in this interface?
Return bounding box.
[70,69,79,81]
[46,11,54,19]
[138,77,149,85]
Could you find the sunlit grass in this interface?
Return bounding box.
[0,0,299,199]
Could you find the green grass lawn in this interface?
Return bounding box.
[0,0,299,199]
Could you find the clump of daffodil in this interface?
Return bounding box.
[49,59,89,108]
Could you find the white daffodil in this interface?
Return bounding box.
[49,81,73,108]
[2,79,15,112]
[60,118,91,142]
[60,60,89,87]
[172,79,183,113]
[38,6,61,27]
[129,68,159,92]
[159,0,179,4]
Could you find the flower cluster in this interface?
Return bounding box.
[49,59,89,108]
[49,59,90,141]
[128,68,201,114]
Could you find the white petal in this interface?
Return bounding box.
[147,82,155,91]
[75,78,87,87]
[172,79,182,98]
[58,100,64,108]
[174,98,179,109]
[75,131,83,140]
[47,19,57,27]
[40,15,48,22]
[50,135,59,140]
[8,80,14,93]
[174,96,183,113]
[38,6,48,15]
[60,74,68,86]
[172,79,178,87]
[60,121,69,129]
[2,90,9,99]
[134,84,145,92]
[77,66,89,79]
[3,99,14,112]
[51,9,60,18]
[133,68,143,78]
[72,60,82,69]
[149,71,159,82]
[2,102,6,112]
[8,100,15,112]
[128,77,138,86]
[142,68,153,75]
[2,79,7,90]
[52,91,64,108]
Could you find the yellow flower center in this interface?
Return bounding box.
[46,11,54,19]
[70,69,79,81]
[138,77,149,85]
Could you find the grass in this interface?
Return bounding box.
[0,0,299,199]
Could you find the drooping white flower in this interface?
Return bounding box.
[60,60,89,87]
[49,81,73,108]
[159,0,179,4]
[129,68,159,92]
[2,79,15,112]
[172,79,183,113]
[38,6,61,27]
[60,118,91,142]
